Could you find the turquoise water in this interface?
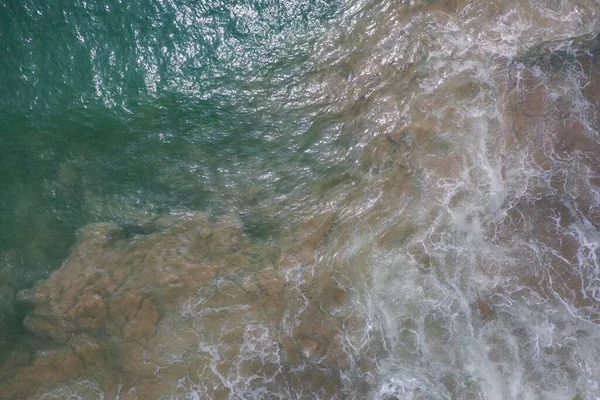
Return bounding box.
[0,0,343,328]
[0,1,357,364]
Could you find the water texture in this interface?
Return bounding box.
[2,0,600,399]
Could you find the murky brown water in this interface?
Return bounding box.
[2,1,600,399]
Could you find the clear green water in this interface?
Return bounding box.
[0,0,343,349]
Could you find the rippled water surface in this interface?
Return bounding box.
[2,0,600,399]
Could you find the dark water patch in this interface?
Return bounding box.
[240,211,278,241]
[518,32,600,71]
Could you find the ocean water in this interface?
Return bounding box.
[0,0,343,346]
[2,0,600,399]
